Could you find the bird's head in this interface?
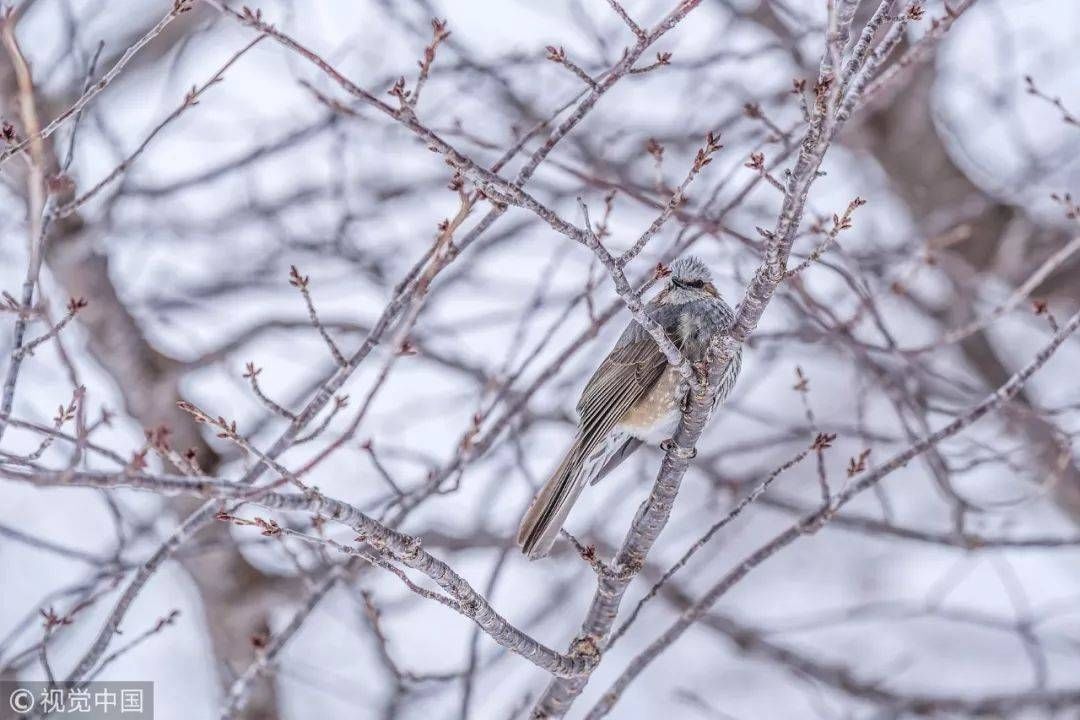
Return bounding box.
[665,255,719,300]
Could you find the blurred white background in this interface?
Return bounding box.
[1,1,1079,718]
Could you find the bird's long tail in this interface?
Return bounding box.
[517,440,589,560]
[517,433,631,560]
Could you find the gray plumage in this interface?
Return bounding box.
[517,256,742,559]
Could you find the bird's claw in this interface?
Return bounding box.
[661,438,696,459]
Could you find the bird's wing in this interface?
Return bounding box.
[575,308,679,453]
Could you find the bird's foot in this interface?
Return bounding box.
[660,438,696,459]
[680,362,711,413]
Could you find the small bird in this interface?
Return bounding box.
[517,256,742,559]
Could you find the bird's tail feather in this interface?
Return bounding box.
[517,440,591,560]
[518,432,633,559]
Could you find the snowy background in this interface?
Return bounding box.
[2,0,1080,718]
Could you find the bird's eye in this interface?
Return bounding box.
[686,279,704,288]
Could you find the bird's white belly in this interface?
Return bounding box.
[617,366,682,445]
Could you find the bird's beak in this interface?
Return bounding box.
[703,282,719,297]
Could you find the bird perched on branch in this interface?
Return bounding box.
[517,256,741,559]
